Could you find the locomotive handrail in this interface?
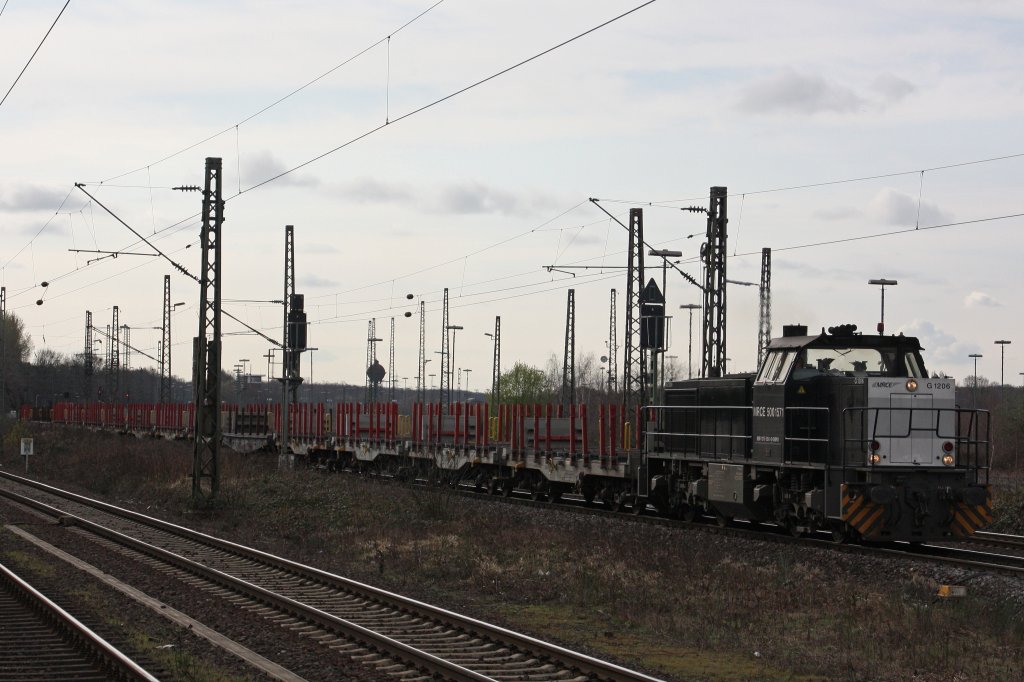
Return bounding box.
[645,404,752,460]
[840,406,990,482]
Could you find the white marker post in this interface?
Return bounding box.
[20,438,33,473]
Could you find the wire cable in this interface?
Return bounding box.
[599,151,1024,207]
[0,0,71,112]
[240,1,657,194]
[96,0,447,185]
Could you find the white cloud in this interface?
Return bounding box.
[736,69,864,114]
[0,185,67,212]
[902,319,979,371]
[870,73,916,103]
[866,188,954,227]
[334,178,415,205]
[812,206,863,221]
[964,291,1001,308]
[242,151,320,188]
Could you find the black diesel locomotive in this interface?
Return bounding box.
[640,324,992,542]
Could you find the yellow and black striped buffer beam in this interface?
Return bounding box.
[841,484,885,539]
[951,486,993,538]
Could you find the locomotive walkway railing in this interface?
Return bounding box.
[840,406,990,482]
[644,405,752,460]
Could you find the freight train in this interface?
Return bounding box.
[34,323,991,543]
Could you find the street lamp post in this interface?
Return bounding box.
[969,353,983,409]
[679,304,700,379]
[485,331,498,402]
[463,368,472,398]
[868,279,898,335]
[994,340,1011,386]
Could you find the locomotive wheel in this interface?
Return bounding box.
[787,519,803,538]
[830,523,848,544]
[715,513,730,528]
[632,498,645,515]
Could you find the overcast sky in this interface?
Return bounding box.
[1,0,1022,395]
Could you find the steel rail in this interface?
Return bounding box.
[0,487,491,682]
[0,560,160,681]
[0,471,662,682]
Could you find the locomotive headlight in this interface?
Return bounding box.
[869,453,881,464]
[906,379,918,392]
[942,453,955,466]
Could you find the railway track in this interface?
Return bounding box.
[0,471,661,682]
[405,469,1024,576]
[968,530,1024,552]
[0,559,159,681]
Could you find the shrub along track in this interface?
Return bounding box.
[0,471,661,682]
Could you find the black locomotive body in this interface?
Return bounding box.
[644,325,992,542]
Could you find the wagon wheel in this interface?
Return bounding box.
[682,505,697,523]
[583,489,595,505]
[549,489,563,503]
[487,479,500,496]
[787,518,803,538]
[631,497,646,515]
[502,480,515,497]
[715,512,730,528]
[610,492,629,513]
[530,482,548,502]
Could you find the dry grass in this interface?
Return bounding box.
[4,423,1024,681]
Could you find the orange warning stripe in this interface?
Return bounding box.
[950,487,993,538]
[840,484,885,539]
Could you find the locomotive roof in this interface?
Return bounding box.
[767,330,924,352]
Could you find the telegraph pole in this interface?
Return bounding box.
[561,289,576,406]
[440,288,451,411]
[607,289,617,394]
[623,209,646,409]
[122,325,131,372]
[192,157,224,501]
[1,286,7,414]
[416,300,426,404]
[757,248,772,368]
[160,275,171,403]
[83,311,93,401]
[111,307,120,399]
[702,187,727,377]
[490,316,501,404]
[388,317,396,402]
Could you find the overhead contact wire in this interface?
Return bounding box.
[0,0,71,112]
